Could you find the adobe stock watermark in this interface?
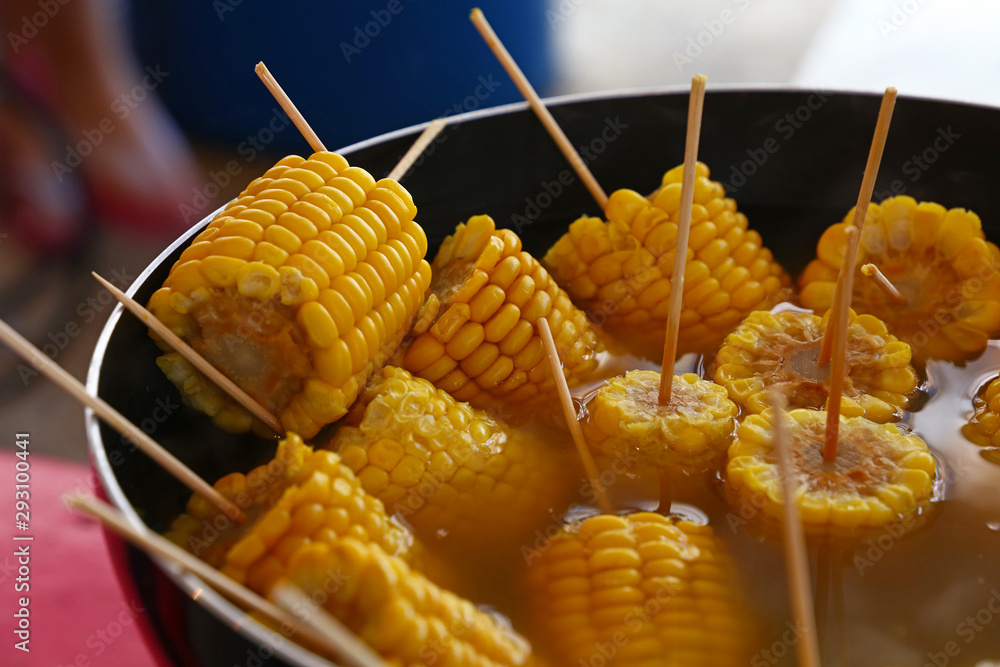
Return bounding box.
[5,0,72,54]
[395,74,503,180]
[871,126,961,202]
[16,267,136,386]
[509,116,629,234]
[921,588,1000,667]
[879,0,929,40]
[178,106,292,224]
[672,0,753,72]
[339,0,411,63]
[546,0,588,29]
[51,65,170,182]
[724,91,830,193]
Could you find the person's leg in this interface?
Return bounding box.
[2,0,203,241]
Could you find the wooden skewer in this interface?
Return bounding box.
[93,273,283,435]
[536,318,613,514]
[268,583,388,667]
[387,118,448,181]
[769,389,822,667]
[64,493,385,667]
[658,74,707,406]
[822,87,897,460]
[255,62,327,153]
[470,8,608,209]
[861,263,906,306]
[819,87,898,368]
[0,317,244,522]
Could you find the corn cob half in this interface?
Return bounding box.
[332,366,574,549]
[962,377,1000,466]
[711,308,919,423]
[543,162,791,359]
[799,196,1000,363]
[726,409,937,537]
[402,214,605,412]
[526,511,753,667]
[282,538,534,666]
[583,370,737,473]
[164,432,416,594]
[148,152,431,438]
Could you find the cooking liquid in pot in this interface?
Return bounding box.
[455,337,1000,667]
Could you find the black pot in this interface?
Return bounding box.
[86,87,1000,666]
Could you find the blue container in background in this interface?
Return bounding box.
[130,0,553,154]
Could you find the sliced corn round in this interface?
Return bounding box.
[710,308,919,423]
[583,370,738,472]
[799,196,1000,363]
[726,409,937,537]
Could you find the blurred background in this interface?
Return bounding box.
[0,0,997,663]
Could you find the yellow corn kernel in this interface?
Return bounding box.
[800,196,1000,363]
[710,308,918,423]
[584,371,737,472]
[544,162,791,360]
[403,215,605,413]
[148,151,431,439]
[282,539,533,666]
[726,409,937,537]
[163,433,415,587]
[527,511,752,667]
[330,367,574,550]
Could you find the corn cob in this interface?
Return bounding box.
[543,162,791,359]
[526,511,753,667]
[962,377,1000,466]
[164,432,416,594]
[402,214,605,412]
[583,370,737,473]
[282,538,534,666]
[332,366,574,549]
[711,308,919,423]
[799,196,1000,363]
[726,408,937,536]
[147,152,431,438]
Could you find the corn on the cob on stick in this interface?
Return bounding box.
[726,408,937,536]
[333,366,574,549]
[148,151,431,439]
[526,511,753,667]
[402,214,605,412]
[800,196,1000,363]
[543,162,790,359]
[164,432,418,594]
[711,308,919,423]
[283,538,534,666]
[583,370,737,473]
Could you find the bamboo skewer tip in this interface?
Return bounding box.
[469,8,608,209]
[254,60,327,153]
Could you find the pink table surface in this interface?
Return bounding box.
[1,449,162,667]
